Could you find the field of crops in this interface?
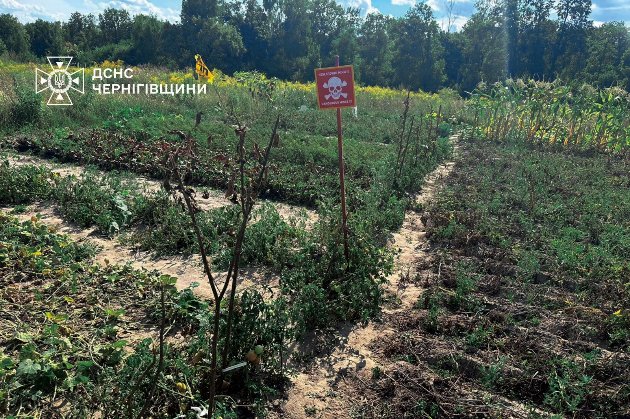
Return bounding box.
[468,80,630,154]
[0,61,628,418]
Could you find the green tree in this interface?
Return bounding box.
[583,22,629,87]
[441,31,465,88]
[330,19,360,74]
[65,12,99,49]
[25,19,63,57]
[505,0,520,76]
[130,14,164,64]
[392,3,445,91]
[459,2,507,92]
[518,0,554,79]
[230,0,269,71]
[181,0,221,26]
[98,8,132,44]
[622,49,630,91]
[196,19,245,73]
[309,0,358,68]
[358,13,394,86]
[553,0,592,79]
[275,0,316,80]
[159,22,186,67]
[0,13,30,57]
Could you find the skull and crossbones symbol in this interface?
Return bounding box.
[324,77,348,100]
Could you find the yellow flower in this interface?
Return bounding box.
[169,73,184,84]
[613,309,622,316]
[100,59,124,69]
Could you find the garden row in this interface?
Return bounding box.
[2,118,452,209]
[0,211,294,417]
[467,79,630,155]
[354,138,629,417]
[2,64,458,208]
[0,156,398,416]
[1,64,462,147]
[0,65,459,417]
[0,153,401,417]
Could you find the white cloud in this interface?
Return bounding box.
[1,0,179,22]
[391,0,415,6]
[600,5,630,11]
[427,0,440,11]
[392,0,470,11]
[395,0,471,6]
[439,13,468,31]
[95,0,179,21]
[0,0,64,22]
[593,20,604,27]
[0,0,44,13]
[450,14,468,31]
[345,0,380,15]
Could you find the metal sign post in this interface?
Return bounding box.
[315,56,356,262]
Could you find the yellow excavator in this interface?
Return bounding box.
[193,54,214,82]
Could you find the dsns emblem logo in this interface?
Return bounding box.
[35,56,84,106]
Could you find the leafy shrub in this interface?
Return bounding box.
[606,310,630,349]
[351,163,407,240]
[130,193,198,254]
[0,213,96,273]
[10,82,41,127]
[54,172,138,235]
[131,193,240,257]
[228,291,291,376]
[0,161,51,204]
[236,204,304,270]
[515,248,542,281]
[281,203,393,337]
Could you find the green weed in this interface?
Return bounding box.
[544,358,593,414]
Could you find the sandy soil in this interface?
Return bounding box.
[3,152,317,222]
[276,136,459,418]
[2,152,317,300]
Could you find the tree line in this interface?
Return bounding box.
[1,0,629,92]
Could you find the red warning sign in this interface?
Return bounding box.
[314,65,356,109]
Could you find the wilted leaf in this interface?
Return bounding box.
[17,359,41,376]
[159,274,177,286]
[16,332,33,343]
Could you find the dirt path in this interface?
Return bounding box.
[3,151,317,223]
[2,153,314,299]
[0,205,286,298]
[2,204,284,299]
[1,151,320,299]
[278,136,459,418]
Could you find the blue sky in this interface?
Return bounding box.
[1,0,629,31]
